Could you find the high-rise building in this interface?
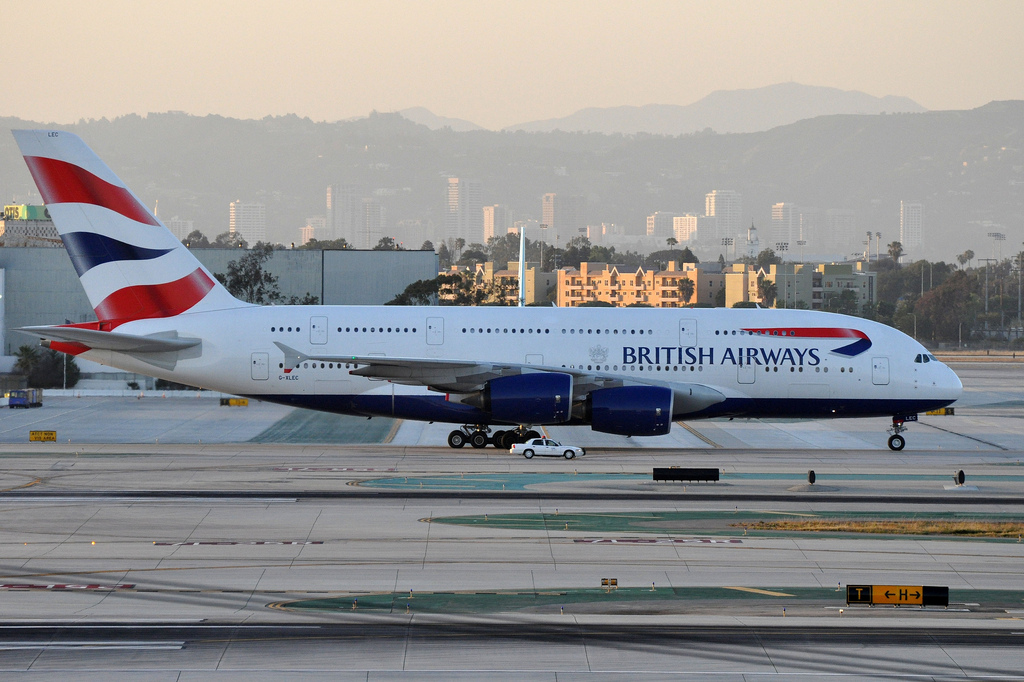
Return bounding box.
[327,184,360,243]
[165,216,194,242]
[705,190,742,244]
[229,201,266,245]
[357,198,384,250]
[825,209,857,256]
[899,201,923,257]
[672,214,716,243]
[483,205,509,243]
[540,193,586,246]
[445,178,483,245]
[771,202,799,251]
[646,212,678,241]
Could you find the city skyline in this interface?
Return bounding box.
[1,1,1022,130]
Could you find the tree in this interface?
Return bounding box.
[678,276,695,305]
[213,231,247,249]
[756,274,777,307]
[14,344,39,374]
[755,248,781,270]
[887,241,904,266]
[420,240,434,251]
[373,236,404,250]
[183,230,210,248]
[15,346,80,388]
[215,242,281,303]
[914,270,979,343]
[961,249,975,269]
[666,237,678,250]
[296,237,349,250]
[437,242,452,269]
[718,253,726,268]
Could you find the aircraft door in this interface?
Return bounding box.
[737,362,756,384]
[679,319,698,347]
[872,357,890,385]
[426,317,444,345]
[251,352,269,380]
[309,316,328,345]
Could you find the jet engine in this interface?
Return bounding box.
[586,385,674,436]
[462,373,573,423]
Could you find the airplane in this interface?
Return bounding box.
[12,130,962,451]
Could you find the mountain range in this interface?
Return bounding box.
[402,83,926,135]
[1,99,1021,262]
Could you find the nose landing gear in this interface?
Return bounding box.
[887,415,914,451]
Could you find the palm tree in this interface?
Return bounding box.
[678,276,695,305]
[666,237,678,250]
[14,345,39,375]
[963,249,975,269]
[887,241,904,266]
[756,274,777,308]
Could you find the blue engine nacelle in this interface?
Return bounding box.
[463,373,573,424]
[588,385,674,436]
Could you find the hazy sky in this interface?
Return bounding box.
[5,0,1023,130]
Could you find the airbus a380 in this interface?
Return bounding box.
[13,130,962,451]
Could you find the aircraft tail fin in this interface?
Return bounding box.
[12,130,246,328]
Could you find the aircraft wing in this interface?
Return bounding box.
[274,342,725,413]
[19,326,202,353]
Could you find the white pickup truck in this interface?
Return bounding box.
[509,438,585,459]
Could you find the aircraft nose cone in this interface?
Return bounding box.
[943,365,963,402]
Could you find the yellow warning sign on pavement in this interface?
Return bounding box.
[29,431,56,442]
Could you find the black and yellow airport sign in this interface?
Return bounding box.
[925,407,955,416]
[846,584,948,607]
[219,398,249,407]
[29,430,56,442]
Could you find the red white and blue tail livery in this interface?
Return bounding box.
[14,130,962,451]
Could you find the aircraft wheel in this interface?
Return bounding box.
[887,434,905,451]
[448,430,467,448]
[470,431,489,449]
[564,450,575,459]
[499,432,516,450]
[526,430,541,440]
[523,449,534,459]
[491,430,506,448]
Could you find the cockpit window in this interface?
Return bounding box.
[928,354,938,362]
[914,354,922,363]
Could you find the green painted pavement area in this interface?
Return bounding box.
[252,410,396,444]
[358,472,1024,491]
[428,511,1024,541]
[275,587,1024,614]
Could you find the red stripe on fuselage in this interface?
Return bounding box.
[93,268,215,323]
[742,327,867,340]
[23,156,160,226]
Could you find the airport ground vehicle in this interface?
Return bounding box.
[510,438,585,459]
[6,388,43,408]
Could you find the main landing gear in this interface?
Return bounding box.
[447,425,540,450]
[887,416,909,451]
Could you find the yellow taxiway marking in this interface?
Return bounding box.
[762,511,818,517]
[676,422,721,448]
[382,420,403,444]
[1,478,42,492]
[724,586,795,597]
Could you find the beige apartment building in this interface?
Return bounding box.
[724,262,875,310]
[557,261,725,308]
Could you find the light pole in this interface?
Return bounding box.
[775,241,789,308]
[875,232,881,264]
[797,239,806,263]
[979,258,996,318]
[909,313,917,340]
[539,224,548,270]
[721,237,734,262]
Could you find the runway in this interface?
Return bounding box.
[0,363,1021,678]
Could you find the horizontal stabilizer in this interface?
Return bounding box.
[19,326,201,353]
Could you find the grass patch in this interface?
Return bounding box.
[734,520,1024,537]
